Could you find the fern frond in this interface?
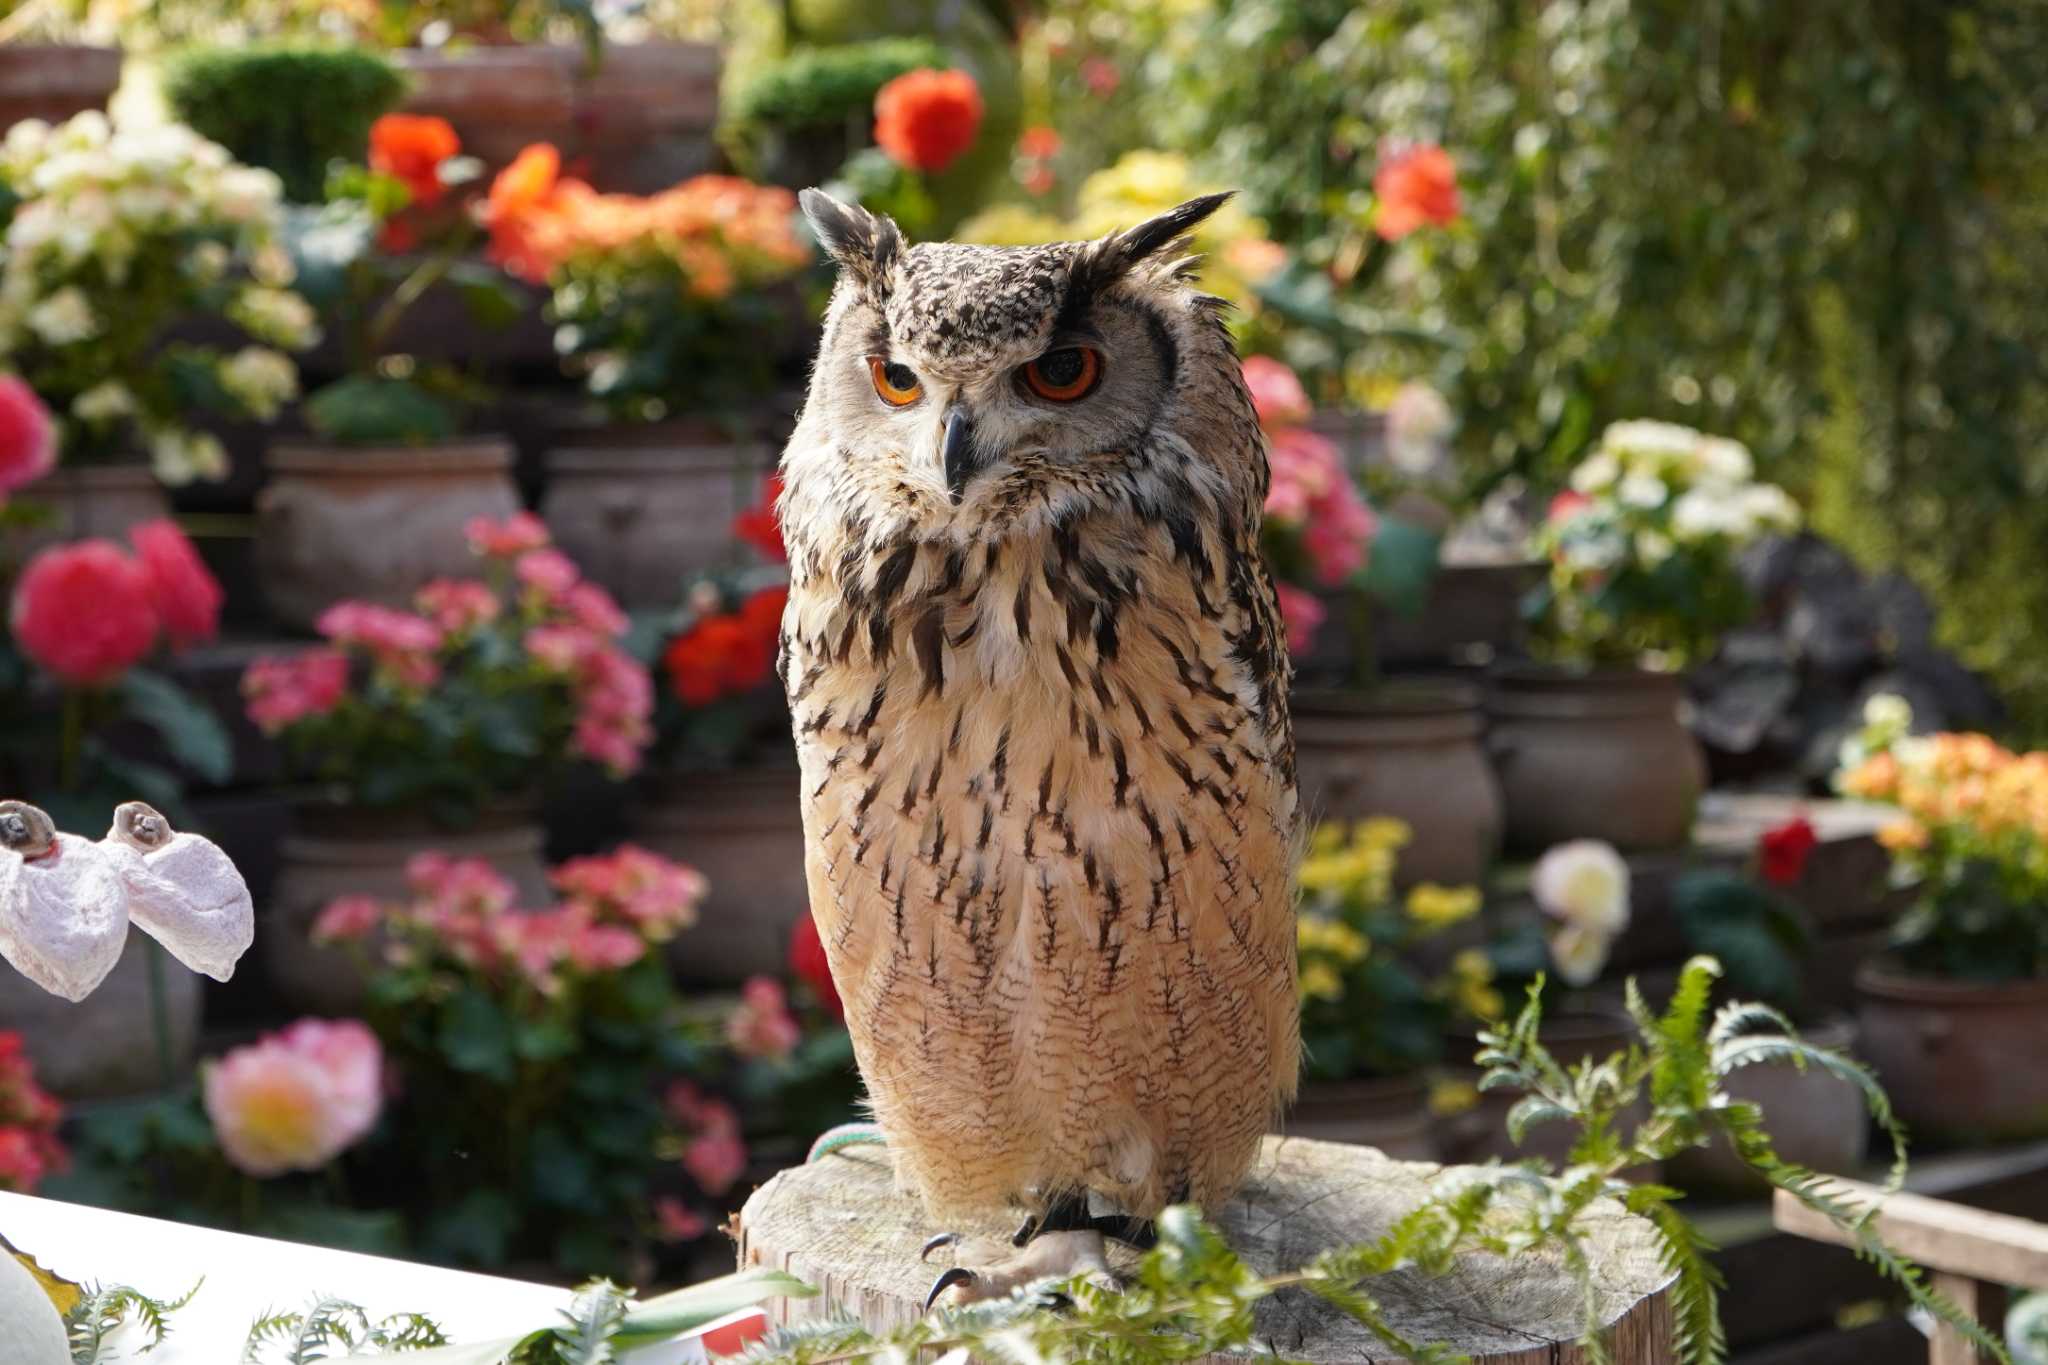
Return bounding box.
[1645,1202,1727,1365]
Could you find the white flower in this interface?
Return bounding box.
[72,381,135,424]
[219,346,299,420]
[27,286,96,344]
[1385,380,1454,477]
[1670,488,1735,542]
[209,166,285,224]
[185,240,232,283]
[1737,482,1800,533]
[1635,530,1674,566]
[230,286,320,350]
[149,428,230,485]
[1601,419,1700,465]
[250,242,296,288]
[1548,924,1613,988]
[1561,528,1626,573]
[1864,693,1914,734]
[1692,435,1754,486]
[1569,449,1621,493]
[1532,838,1630,935]
[1617,471,1668,509]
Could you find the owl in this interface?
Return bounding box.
[777,190,1300,1305]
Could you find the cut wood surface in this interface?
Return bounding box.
[737,1135,1678,1364]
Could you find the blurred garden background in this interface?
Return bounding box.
[2,0,2048,1359]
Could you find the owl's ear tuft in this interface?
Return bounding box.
[1066,191,1234,311]
[800,188,902,295]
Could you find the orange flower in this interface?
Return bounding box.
[1017,125,1062,160]
[369,114,460,208]
[1840,751,1900,802]
[485,143,566,282]
[1877,819,1929,853]
[873,68,984,174]
[1373,142,1461,240]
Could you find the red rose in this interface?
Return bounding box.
[1759,816,1819,887]
[873,68,984,174]
[663,611,774,706]
[1374,142,1461,241]
[129,519,223,651]
[788,914,842,1020]
[0,375,57,499]
[10,540,159,685]
[369,114,460,209]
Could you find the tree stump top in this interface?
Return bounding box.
[736,1136,1677,1364]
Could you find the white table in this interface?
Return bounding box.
[0,1191,744,1362]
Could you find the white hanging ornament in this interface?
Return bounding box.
[102,801,255,983]
[0,801,127,1003]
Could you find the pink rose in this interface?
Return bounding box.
[414,578,500,634]
[241,650,349,734]
[0,1128,50,1192]
[1275,583,1326,655]
[566,922,645,973]
[312,895,383,945]
[1548,490,1592,524]
[727,976,801,1061]
[1301,479,1377,586]
[554,845,704,939]
[654,1196,708,1242]
[524,625,599,674]
[465,512,550,558]
[564,582,627,637]
[1242,355,1311,427]
[316,601,443,689]
[10,540,159,685]
[0,376,57,499]
[129,519,223,651]
[514,549,580,600]
[202,1019,383,1178]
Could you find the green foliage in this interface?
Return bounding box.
[243,1298,449,1361]
[303,376,459,446]
[65,1278,202,1363]
[162,46,407,204]
[726,39,948,129]
[1671,871,1811,1011]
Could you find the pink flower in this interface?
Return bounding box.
[1264,426,1340,525]
[1243,355,1311,427]
[414,578,500,634]
[202,1019,383,1178]
[410,854,517,917]
[1301,479,1377,586]
[554,844,704,940]
[128,519,223,651]
[566,922,645,973]
[0,1128,50,1193]
[312,895,383,945]
[316,601,444,689]
[515,549,580,600]
[466,512,550,558]
[1080,57,1120,96]
[571,646,654,776]
[654,1196,708,1242]
[1275,583,1326,655]
[684,1130,747,1194]
[727,976,801,1061]
[564,582,627,637]
[1265,426,1376,585]
[1374,142,1461,240]
[241,650,349,733]
[10,540,159,685]
[0,376,57,499]
[525,624,599,674]
[1548,490,1592,524]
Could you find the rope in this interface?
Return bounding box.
[806,1122,886,1164]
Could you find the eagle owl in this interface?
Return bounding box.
[778,190,1300,1302]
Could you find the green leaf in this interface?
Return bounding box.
[614,1269,815,1349]
[120,670,234,784]
[305,376,459,446]
[436,988,514,1083]
[446,263,528,332]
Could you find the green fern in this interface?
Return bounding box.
[66,1279,202,1363]
[243,1297,449,1361]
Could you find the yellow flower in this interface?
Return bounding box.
[1406,882,1482,930]
[1444,948,1505,1022]
[1877,819,1929,853]
[1428,1077,1481,1117]
[1309,822,1347,856]
[1296,916,1369,964]
[1299,961,1344,1003]
[1353,817,1413,852]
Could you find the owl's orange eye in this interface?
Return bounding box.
[869,357,923,407]
[1022,346,1101,402]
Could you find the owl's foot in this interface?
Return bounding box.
[921,1229,1113,1310]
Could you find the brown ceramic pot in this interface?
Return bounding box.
[1375,561,1544,668]
[1855,962,2048,1143]
[15,462,172,555]
[1487,666,1705,853]
[263,804,551,1013]
[634,768,809,986]
[254,437,521,631]
[1667,1017,1869,1194]
[1283,1073,1438,1161]
[393,42,719,193]
[0,929,200,1100]
[1291,683,1503,887]
[0,45,122,127]
[1437,1010,1660,1180]
[540,422,770,607]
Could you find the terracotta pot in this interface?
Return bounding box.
[1283,1073,1438,1161]
[540,423,770,607]
[1375,561,1544,668]
[1855,962,2048,1143]
[1667,1018,1869,1194]
[254,437,521,631]
[1438,1010,1661,1179]
[634,768,809,986]
[1291,683,1503,887]
[14,463,172,556]
[0,929,200,1101]
[0,45,122,127]
[1487,666,1705,852]
[393,42,719,193]
[264,804,550,1013]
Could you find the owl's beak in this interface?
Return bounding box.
[940,405,982,505]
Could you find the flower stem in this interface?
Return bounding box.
[58,688,84,792]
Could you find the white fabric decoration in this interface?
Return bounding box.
[102,801,255,982]
[0,805,128,1003]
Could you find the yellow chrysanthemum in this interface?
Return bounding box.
[1406,882,1482,930]
[1299,960,1344,1004]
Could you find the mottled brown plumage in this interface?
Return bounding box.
[777,192,1299,1235]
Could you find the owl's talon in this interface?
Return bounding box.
[924,1267,977,1310]
[920,1232,962,1262]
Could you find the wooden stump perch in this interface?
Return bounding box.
[737,1136,1678,1363]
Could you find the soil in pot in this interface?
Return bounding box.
[0,929,201,1101]
[540,420,771,608]
[1856,961,2048,1144]
[254,438,521,631]
[1282,1073,1438,1161]
[633,767,809,987]
[1291,682,1504,887]
[1487,665,1706,853]
[1436,1009,1661,1180]
[264,804,551,1014]
[15,463,172,557]
[1666,1017,1870,1195]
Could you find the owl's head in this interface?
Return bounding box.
[788,189,1256,538]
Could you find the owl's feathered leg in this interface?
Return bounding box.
[920,1193,1151,1311]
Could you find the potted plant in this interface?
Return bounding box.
[254,112,527,630]
[239,514,653,1010]
[482,145,811,607]
[1666,813,1869,1191]
[1500,419,1800,850]
[1836,693,2048,1142]
[0,5,122,131]
[0,506,233,1099]
[1286,818,1485,1158]
[0,112,315,544]
[720,38,948,190]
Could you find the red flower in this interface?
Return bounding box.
[369,114,460,208]
[1759,816,1819,887]
[1079,57,1120,97]
[662,610,775,706]
[484,143,564,284]
[1547,490,1592,524]
[1373,143,1461,240]
[739,584,788,638]
[129,519,222,651]
[788,913,842,1020]
[10,540,159,685]
[733,475,786,563]
[1017,125,1062,160]
[0,375,57,499]
[873,69,984,174]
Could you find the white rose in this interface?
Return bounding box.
[1617,471,1668,509]
[1548,923,1613,988]
[1532,838,1631,935]
[27,287,96,344]
[1569,449,1620,493]
[73,381,135,424]
[150,429,230,485]
[219,346,299,419]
